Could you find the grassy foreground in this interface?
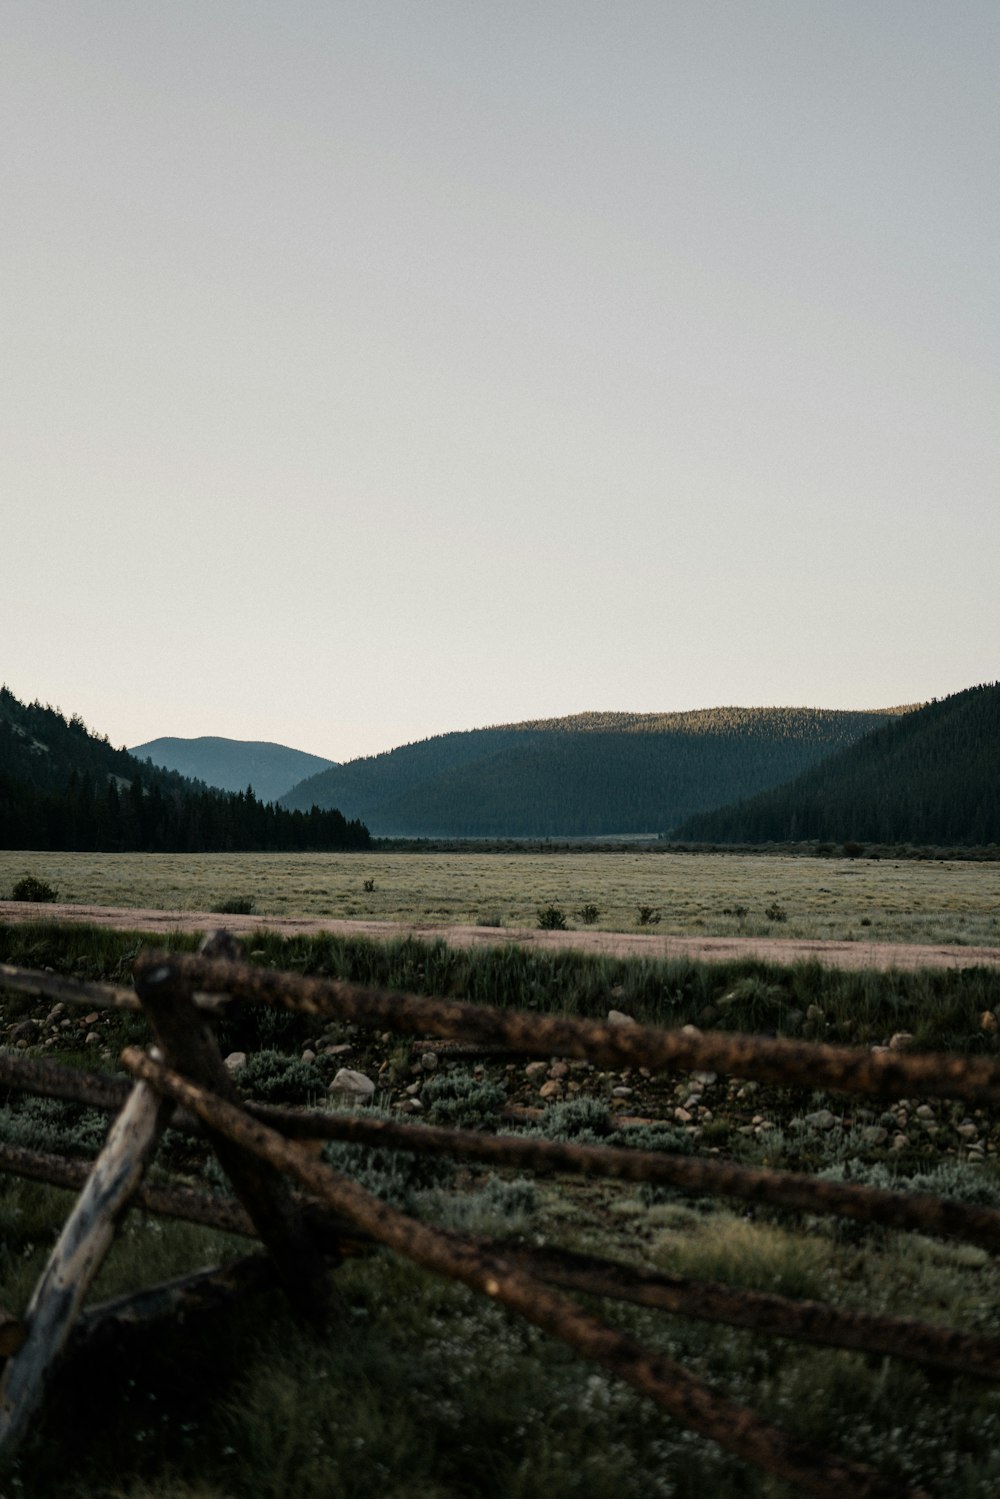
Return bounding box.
[3,923,1000,1496]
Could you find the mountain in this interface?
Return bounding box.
[671,682,1000,847]
[280,706,911,837]
[0,687,370,853]
[130,735,336,805]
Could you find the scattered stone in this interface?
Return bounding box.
[301,1049,316,1063]
[322,1043,353,1056]
[957,1123,979,1140]
[7,1020,38,1045]
[916,1104,935,1121]
[538,1080,564,1100]
[394,1097,423,1114]
[802,1109,838,1130]
[862,1126,889,1146]
[674,1107,693,1123]
[421,1051,439,1072]
[889,1032,915,1052]
[692,1071,717,1087]
[84,1012,99,1025]
[548,1061,569,1080]
[329,1068,376,1103]
[891,1132,909,1151]
[607,1009,637,1026]
[223,1051,247,1073]
[525,1061,548,1079]
[612,1086,634,1099]
[85,1032,100,1047]
[980,1011,998,1034]
[404,1081,422,1096]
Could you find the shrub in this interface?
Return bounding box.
[577,903,600,925]
[764,902,787,922]
[236,1048,326,1106]
[10,875,58,903]
[211,895,255,915]
[421,1069,508,1129]
[537,905,567,930]
[637,905,661,926]
[362,879,376,893]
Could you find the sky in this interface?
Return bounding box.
[3,2,998,764]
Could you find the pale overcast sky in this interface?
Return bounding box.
[3,2,997,762]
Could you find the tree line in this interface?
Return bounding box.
[673,683,1000,847]
[0,689,370,853]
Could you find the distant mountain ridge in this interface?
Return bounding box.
[672,682,1000,847]
[131,735,336,805]
[280,706,912,837]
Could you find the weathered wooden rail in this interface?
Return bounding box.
[2,936,998,1494]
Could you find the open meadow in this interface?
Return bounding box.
[1,848,999,948]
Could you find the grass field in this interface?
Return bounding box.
[1,848,999,947]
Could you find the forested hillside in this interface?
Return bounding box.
[0,688,370,852]
[673,682,1000,846]
[281,706,908,837]
[131,735,336,803]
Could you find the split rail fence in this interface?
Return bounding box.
[2,934,1000,1497]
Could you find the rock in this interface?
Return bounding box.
[85,1031,100,1047]
[915,1104,935,1120]
[420,1051,439,1071]
[322,1043,353,1056]
[548,1061,569,1079]
[607,1009,637,1026]
[223,1051,247,1073]
[674,1107,693,1123]
[806,1005,825,1023]
[84,1011,100,1025]
[957,1123,979,1140]
[612,1086,634,1099]
[404,1080,422,1096]
[803,1109,838,1130]
[394,1097,423,1114]
[980,1011,998,1034]
[889,1032,915,1052]
[525,1061,548,1079]
[329,1068,376,1103]
[861,1126,889,1145]
[692,1071,717,1087]
[7,1020,38,1045]
[891,1132,909,1151]
[538,1080,564,1100]
[301,1049,316,1063]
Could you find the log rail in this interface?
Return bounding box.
[4,938,998,1494]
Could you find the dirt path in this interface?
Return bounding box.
[3,901,999,971]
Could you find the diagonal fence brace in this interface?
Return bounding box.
[121,1046,928,1499]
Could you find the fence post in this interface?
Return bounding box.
[0,1072,172,1457]
[132,953,335,1322]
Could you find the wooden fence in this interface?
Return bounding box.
[3,934,1000,1496]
